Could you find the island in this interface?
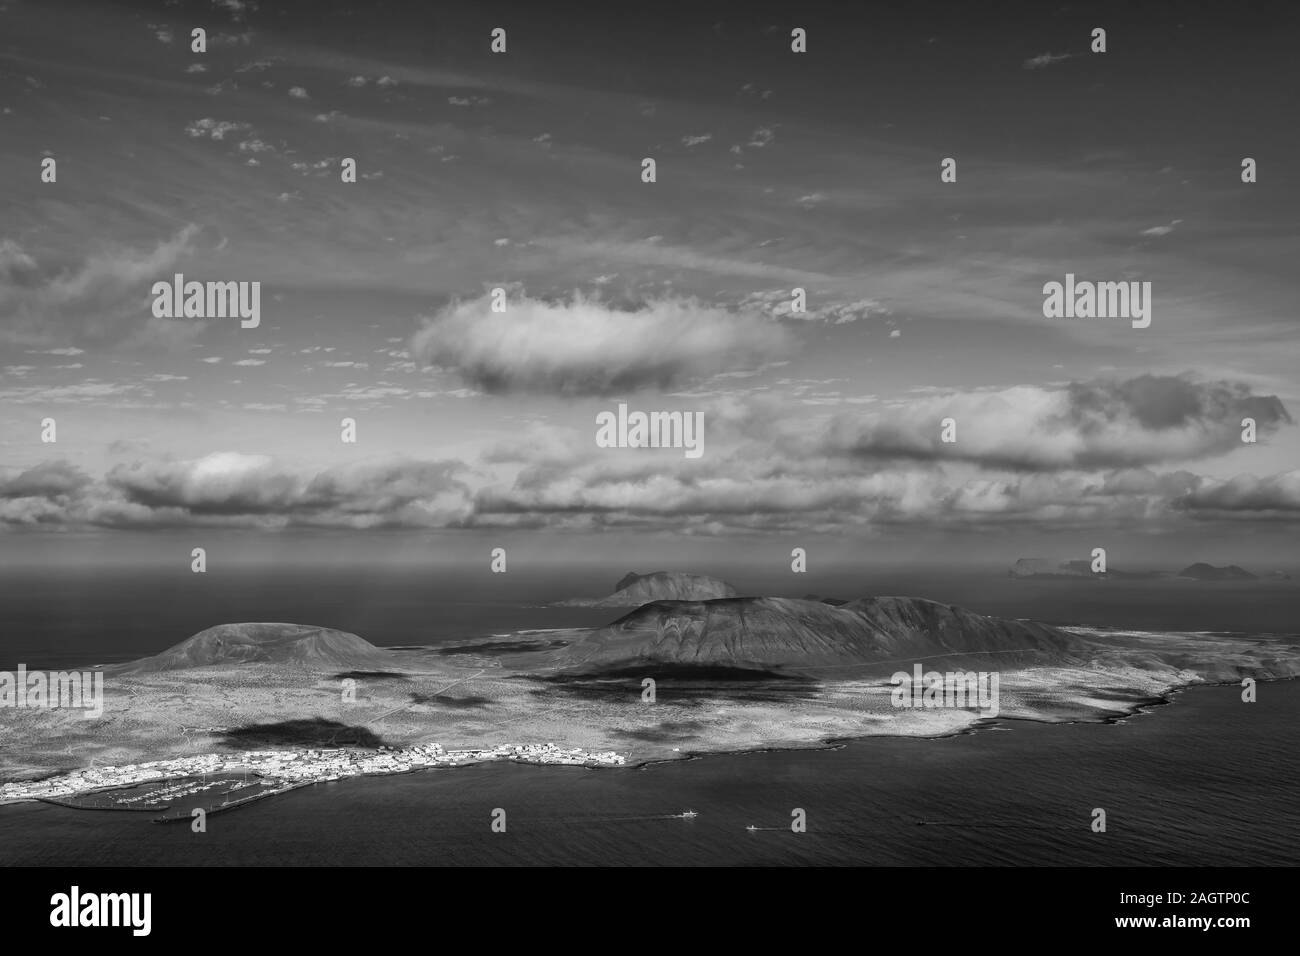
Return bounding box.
[3,576,1298,820]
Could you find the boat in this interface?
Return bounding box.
[676,810,698,819]
[745,825,758,832]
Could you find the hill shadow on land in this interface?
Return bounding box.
[217,718,388,749]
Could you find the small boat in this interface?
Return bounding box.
[676,810,698,819]
[745,825,758,833]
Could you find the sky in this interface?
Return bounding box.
[2,0,1298,571]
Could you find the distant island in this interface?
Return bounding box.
[1010,558,1277,581]
[555,570,741,606]
[1008,558,1165,580]
[1175,563,1257,581]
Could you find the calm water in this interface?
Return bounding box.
[2,680,1295,866]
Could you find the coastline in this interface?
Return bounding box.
[4,672,1288,817]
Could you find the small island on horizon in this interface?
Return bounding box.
[1009,557,1287,581]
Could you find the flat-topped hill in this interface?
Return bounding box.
[112,623,395,673]
[556,571,741,607]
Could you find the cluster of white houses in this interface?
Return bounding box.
[0,742,626,804]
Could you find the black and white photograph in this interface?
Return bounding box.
[1,0,1295,934]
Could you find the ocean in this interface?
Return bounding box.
[0,680,1294,866]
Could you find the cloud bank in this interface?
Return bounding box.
[821,375,1290,471]
[2,375,1293,533]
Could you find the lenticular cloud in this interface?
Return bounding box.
[410,291,792,396]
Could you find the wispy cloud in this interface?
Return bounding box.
[0,225,201,346]
[1023,52,1073,69]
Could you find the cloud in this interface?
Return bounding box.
[0,239,37,279]
[1023,52,1073,69]
[0,455,468,529]
[410,292,793,396]
[820,375,1291,470]
[8,438,1300,535]
[290,158,333,175]
[681,133,712,147]
[209,31,253,47]
[459,389,1289,534]
[1180,471,1300,514]
[1141,219,1183,237]
[213,0,257,23]
[1,461,92,499]
[288,86,310,99]
[740,289,888,323]
[97,453,473,528]
[0,462,94,526]
[468,448,1234,534]
[235,58,277,73]
[185,118,251,140]
[0,225,201,346]
[534,236,833,285]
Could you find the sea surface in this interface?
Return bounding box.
[0,680,1295,866]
